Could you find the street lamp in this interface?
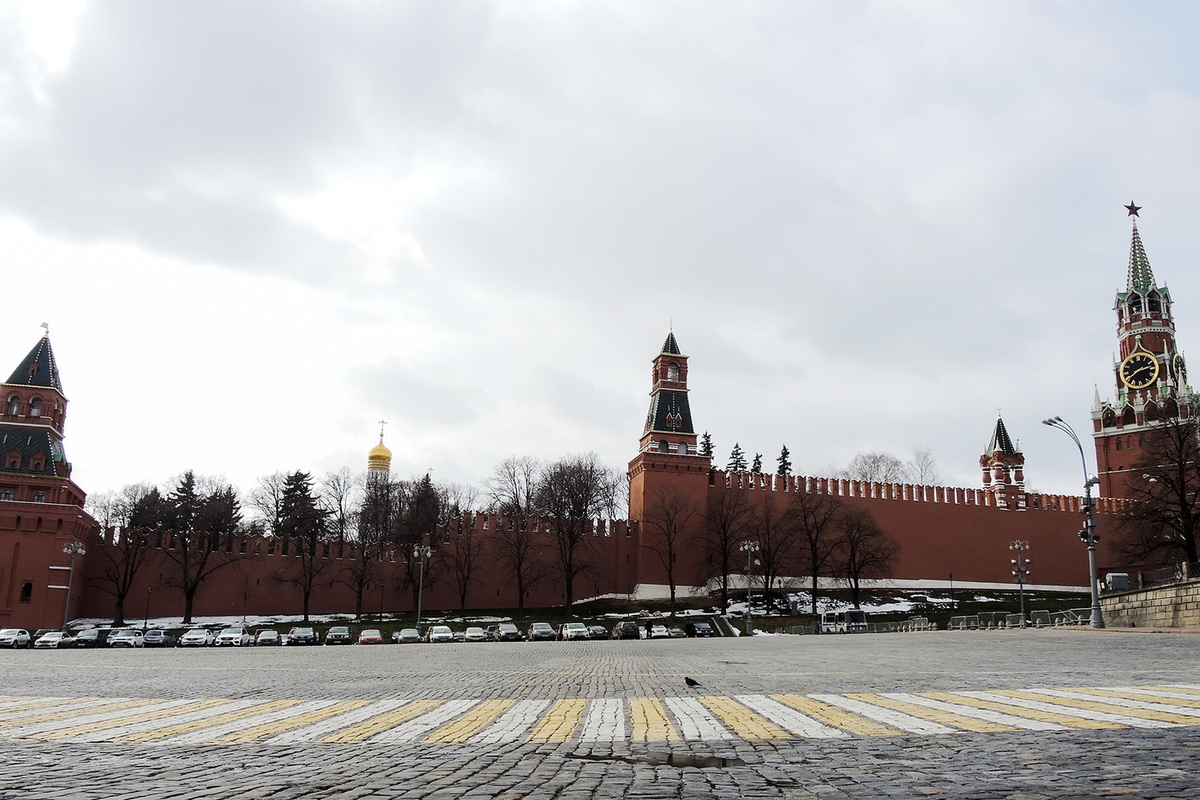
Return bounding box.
[61,540,86,632]
[413,544,433,635]
[1009,540,1030,627]
[144,587,152,632]
[740,540,760,635]
[1042,416,1105,628]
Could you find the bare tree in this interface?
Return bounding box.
[447,522,485,609]
[908,447,940,485]
[843,451,910,484]
[535,453,620,606]
[789,486,844,618]
[86,483,161,626]
[1117,412,1200,565]
[641,487,698,615]
[747,494,798,613]
[250,472,288,538]
[834,507,899,608]
[487,456,546,609]
[343,475,395,618]
[701,486,750,613]
[158,471,243,624]
[320,467,360,559]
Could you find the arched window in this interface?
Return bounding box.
[5,396,16,416]
[1145,402,1160,422]
[1102,409,1116,428]
[32,492,44,503]
[677,442,688,455]
[658,440,669,453]
[1115,439,1123,451]
[1122,406,1136,427]
[1148,293,1162,313]
[19,582,32,603]
[667,362,680,381]
[0,489,12,501]
[1130,294,1143,315]
[29,398,41,417]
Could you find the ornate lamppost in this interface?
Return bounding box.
[1042,416,1105,628]
[740,540,760,635]
[61,540,86,631]
[413,544,433,635]
[1009,540,1030,627]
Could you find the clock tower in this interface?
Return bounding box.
[1092,204,1192,498]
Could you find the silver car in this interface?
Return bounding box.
[107,630,144,648]
[0,629,31,649]
[214,627,253,646]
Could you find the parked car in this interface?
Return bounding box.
[357,629,384,644]
[485,625,500,640]
[392,628,421,644]
[108,629,144,648]
[0,629,31,649]
[612,622,641,640]
[668,626,686,639]
[178,628,215,647]
[255,629,281,646]
[493,623,524,642]
[425,625,454,643]
[452,630,466,642]
[214,627,254,647]
[588,625,609,640]
[32,629,55,644]
[685,621,714,638]
[324,625,353,645]
[646,624,670,639]
[560,622,590,641]
[34,631,74,649]
[286,627,319,646]
[143,629,176,647]
[72,628,111,648]
[463,626,488,643]
[527,622,556,641]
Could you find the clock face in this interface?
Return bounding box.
[1174,353,1187,385]
[1120,352,1160,390]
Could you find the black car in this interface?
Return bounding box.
[286,627,320,645]
[588,625,608,640]
[493,623,525,642]
[527,622,556,641]
[684,621,714,638]
[324,626,353,645]
[612,621,641,640]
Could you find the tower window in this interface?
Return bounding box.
[1115,439,1123,451]
[658,440,669,453]
[667,362,680,381]
[19,582,32,603]
[29,398,41,417]
[0,490,12,500]
[677,442,688,455]
[5,397,16,416]
[32,492,44,503]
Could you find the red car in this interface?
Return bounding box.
[357,629,384,644]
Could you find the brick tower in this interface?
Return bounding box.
[980,414,1025,510]
[1092,204,1192,498]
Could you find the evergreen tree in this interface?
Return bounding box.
[750,453,763,473]
[727,443,747,472]
[699,432,714,459]
[777,445,792,476]
[279,471,331,622]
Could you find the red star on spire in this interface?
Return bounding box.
[1125,202,1141,217]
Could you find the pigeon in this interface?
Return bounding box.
[685,677,702,688]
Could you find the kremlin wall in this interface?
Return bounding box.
[0,210,1185,628]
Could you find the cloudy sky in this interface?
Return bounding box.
[2,1,1199,506]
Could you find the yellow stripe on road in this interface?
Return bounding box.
[118,700,303,743]
[992,690,1200,725]
[630,698,679,742]
[846,694,1015,733]
[0,699,159,729]
[0,698,100,715]
[922,692,1120,730]
[321,700,441,744]
[36,700,233,740]
[699,696,789,740]
[1067,687,1200,709]
[423,699,514,743]
[214,701,372,744]
[772,695,901,737]
[529,699,587,743]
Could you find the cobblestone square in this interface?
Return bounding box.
[1,630,1199,799]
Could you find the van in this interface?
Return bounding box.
[820,608,867,634]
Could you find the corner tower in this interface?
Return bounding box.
[980,414,1025,510]
[1092,204,1192,498]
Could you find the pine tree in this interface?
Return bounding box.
[750,453,763,473]
[727,443,747,472]
[777,445,792,476]
[699,432,714,459]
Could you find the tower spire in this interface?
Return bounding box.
[1126,204,1155,294]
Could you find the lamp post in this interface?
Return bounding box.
[1042,416,1105,628]
[144,588,152,632]
[61,540,86,632]
[413,544,433,635]
[1009,540,1030,627]
[740,540,760,635]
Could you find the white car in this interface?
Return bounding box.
[425,625,454,643]
[0,629,31,649]
[463,626,488,642]
[178,628,214,647]
[561,622,590,641]
[647,624,670,639]
[33,631,73,649]
[214,627,253,647]
[107,629,144,648]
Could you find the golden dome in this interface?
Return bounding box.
[367,436,392,473]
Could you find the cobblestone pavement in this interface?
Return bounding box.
[1,630,1198,798]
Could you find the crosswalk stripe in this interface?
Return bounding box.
[737,695,846,739]
[423,699,513,743]
[0,697,77,712]
[700,696,789,739]
[772,695,901,737]
[664,697,734,741]
[881,693,1064,731]
[472,699,551,745]
[1064,687,1200,710]
[34,699,232,740]
[0,698,126,725]
[848,693,1015,733]
[973,691,1175,729]
[0,699,158,731]
[321,700,441,744]
[269,698,412,744]
[373,699,480,743]
[629,698,679,742]
[172,701,339,745]
[580,698,626,742]
[118,700,304,743]
[811,694,954,735]
[72,699,266,742]
[1110,687,1200,705]
[529,699,587,743]
[1162,684,1200,694]
[1019,689,1200,723]
[921,692,1120,730]
[213,701,372,744]
[2,700,191,738]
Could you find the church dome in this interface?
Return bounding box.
[367,436,392,474]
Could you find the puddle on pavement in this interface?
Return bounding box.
[568,751,746,769]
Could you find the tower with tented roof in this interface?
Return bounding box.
[980,414,1025,510]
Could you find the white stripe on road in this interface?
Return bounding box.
[71,699,264,742]
[664,697,735,741]
[472,699,550,745]
[0,698,125,724]
[0,700,177,737]
[737,695,847,739]
[962,691,1176,729]
[168,700,342,745]
[1114,687,1200,704]
[809,694,954,735]
[579,698,626,742]
[884,693,1065,731]
[1023,688,1200,718]
[371,699,480,743]
[266,698,412,744]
